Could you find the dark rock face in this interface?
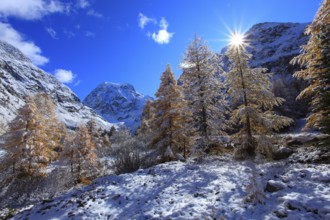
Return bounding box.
[273,147,294,160]
[273,209,288,218]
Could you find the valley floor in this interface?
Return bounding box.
[8,156,330,220]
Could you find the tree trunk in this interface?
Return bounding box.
[196,62,209,147]
[236,47,254,156]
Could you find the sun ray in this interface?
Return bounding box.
[230,32,244,46]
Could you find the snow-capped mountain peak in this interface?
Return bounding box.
[83,82,152,132]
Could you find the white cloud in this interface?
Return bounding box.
[45,27,57,39]
[87,9,103,18]
[73,80,81,87]
[159,17,168,29]
[85,31,95,37]
[151,18,174,44]
[77,0,90,9]
[54,69,76,84]
[138,13,156,29]
[0,0,65,20]
[0,22,49,65]
[63,30,75,38]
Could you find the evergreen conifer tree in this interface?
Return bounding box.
[64,124,96,181]
[180,35,228,150]
[137,99,156,146]
[291,0,330,146]
[151,64,187,159]
[33,93,67,160]
[4,96,49,176]
[226,34,293,159]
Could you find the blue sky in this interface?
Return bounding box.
[0,0,323,99]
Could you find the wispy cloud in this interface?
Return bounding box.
[63,30,75,38]
[138,13,156,29]
[76,0,90,9]
[87,9,103,18]
[0,22,48,65]
[73,80,81,87]
[85,31,95,37]
[45,27,57,39]
[54,69,76,84]
[0,0,65,20]
[151,18,174,44]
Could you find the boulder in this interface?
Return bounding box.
[265,180,287,192]
[273,146,294,160]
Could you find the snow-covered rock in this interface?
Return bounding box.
[265,180,287,192]
[272,146,294,160]
[0,40,116,131]
[245,22,309,70]
[83,82,152,132]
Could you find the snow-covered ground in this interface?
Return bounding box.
[0,149,5,158]
[8,157,330,220]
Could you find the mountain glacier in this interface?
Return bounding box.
[83,82,152,132]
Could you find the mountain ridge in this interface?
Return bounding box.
[0,40,116,133]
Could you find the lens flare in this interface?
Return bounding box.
[230,32,244,46]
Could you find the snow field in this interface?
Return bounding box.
[12,157,330,220]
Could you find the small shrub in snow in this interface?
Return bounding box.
[0,166,72,209]
[112,144,142,174]
[111,129,151,174]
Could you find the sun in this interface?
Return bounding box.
[230,32,244,46]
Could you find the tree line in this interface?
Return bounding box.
[138,0,329,160]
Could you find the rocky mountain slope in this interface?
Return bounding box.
[221,22,310,120]
[245,22,309,70]
[0,41,115,132]
[83,82,152,132]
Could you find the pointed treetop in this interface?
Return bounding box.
[166,64,172,72]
